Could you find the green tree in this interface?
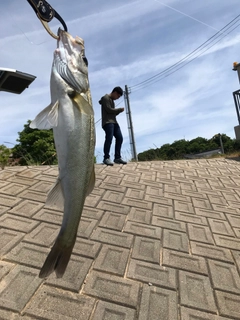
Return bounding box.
[0,145,11,169]
[137,134,240,161]
[12,120,57,165]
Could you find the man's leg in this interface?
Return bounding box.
[113,123,123,160]
[103,123,114,160]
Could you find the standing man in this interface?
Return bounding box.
[99,86,127,166]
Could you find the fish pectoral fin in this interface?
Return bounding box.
[74,94,92,114]
[30,101,59,130]
[45,178,64,211]
[86,166,95,196]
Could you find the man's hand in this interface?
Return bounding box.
[120,108,124,113]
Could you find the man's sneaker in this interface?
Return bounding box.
[103,158,114,166]
[114,158,127,164]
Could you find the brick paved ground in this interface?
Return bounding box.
[0,158,240,319]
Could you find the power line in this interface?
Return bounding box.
[154,0,228,35]
[129,14,240,92]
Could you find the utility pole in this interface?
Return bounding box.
[124,85,138,161]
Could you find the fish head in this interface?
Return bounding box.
[53,28,89,93]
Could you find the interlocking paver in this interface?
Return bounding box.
[180,306,229,319]
[192,198,212,210]
[91,227,133,248]
[208,194,228,205]
[227,213,240,227]
[212,203,239,215]
[190,241,233,262]
[195,207,226,220]
[99,181,126,193]
[32,207,62,224]
[0,214,39,233]
[82,207,104,220]
[0,205,8,216]
[145,194,172,206]
[174,200,194,213]
[83,271,140,307]
[208,259,240,294]
[152,216,186,232]
[24,222,59,247]
[127,259,176,289]
[84,194,101,207]
[29,181,53,193]
[122,197,153,209]
[0,265,43,312]
[8,200,44,218]
[131,236,160,263]
[232,250,240,273]
[138,284,178,320]
[0,261,15,280]
[179,271,217,313]
[175,211,208,225]
[73,238,101,258]
[0,170,16,180]
[0,183,28,196]
[93,244,129,275]
[153,203,173,218]
[0,194,21,207]
[182,190,208,199]
[91,301,136,320]
[215,291,240,319]
[213,234,240,250]
[162,249,208,275]
[99,211,126,230]
[125,188,145,199]
[25,285,95,319]
[208,218,235,236]
[77,217,98,238]
[188,224,214,244]
[102,190,125,203]
[4,242,48,268]
[127,207,152,224]
[124,221,162,239]
[163,229,189,252]
[222,191,240,202]
[97,200,130,214]
[0,229,25,257]
[46,255,93,292]
[146,185,164,196]
[0,309,22,320]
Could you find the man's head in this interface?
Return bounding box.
[110,86,123,100]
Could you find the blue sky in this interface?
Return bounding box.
[1,0,240,162]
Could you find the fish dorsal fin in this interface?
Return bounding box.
[86,165,95,196]
[30,101,59,130]
[45,178,64,211]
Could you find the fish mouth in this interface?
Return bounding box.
[57,28,85,53]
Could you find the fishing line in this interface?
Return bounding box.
[13,23,53,46]
[154,0,227,35]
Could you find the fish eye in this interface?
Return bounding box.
[83,56,88,67]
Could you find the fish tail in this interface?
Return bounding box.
[39,237,75,279]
